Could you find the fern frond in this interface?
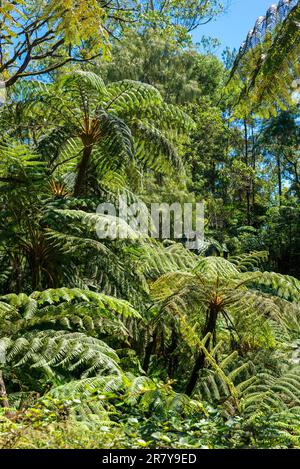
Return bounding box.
[7,330,121,378]
[230,251,269,272]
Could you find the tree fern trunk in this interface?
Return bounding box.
[74,145,92,197]
[185,352,206,396]
[167,329,178,379]
[185,308,218,396]
[30,256,42,291]
[143,331,157,373]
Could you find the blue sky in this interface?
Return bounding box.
[193,0,275,56]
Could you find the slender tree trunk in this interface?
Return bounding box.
[74,145,92,197]
[156,173,163,186]
[210,162,216,195]
[244,119,251,225]
[185,307,218,396]
[293,163,300,197]
[276,152,282,205]
[246,186,251,226]
[13,254,22,294]
[251,125,256,208]
[0,370,10,411]
[30,255,42,291]
[143,331,157,373]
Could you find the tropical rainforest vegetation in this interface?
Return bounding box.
[0,0,300,449]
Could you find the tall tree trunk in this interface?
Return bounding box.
[244,119,251,225]
[246,186,251,226]
[251,125,256,208]
[210,161,216,195]
[74,145,92,197]
[185,307,218,396]
[276,152,282,205]
[294,164,300,198]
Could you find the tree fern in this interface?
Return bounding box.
[28,71,194,195]
[150,256,300,394]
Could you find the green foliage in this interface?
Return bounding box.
[0,0,300,451]
[99,28,225,105]
[29,70,194,196]
[0,288,142,397]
